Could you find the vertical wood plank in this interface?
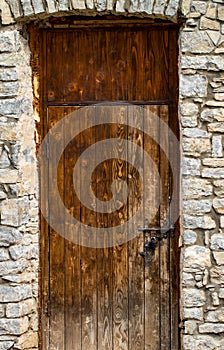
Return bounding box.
[143,105,160,350]
[96,108,113,350]
[48,107,65,350]
[127,105,145,350]
[159,106,171,350]
[80,106,97,350]
[63,107,82,350]
[110,106,129,350]
[46,32,64,102]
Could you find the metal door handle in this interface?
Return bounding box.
[138,219,175,266]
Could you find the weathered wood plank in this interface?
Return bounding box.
[79,107,98,350]
[96,109,113,350]
[159,105,171,349]
[127,105,145,350]
[144,105,160,350]
[48,107,65,350]
[110,106,129,350]
[63,106,82,350]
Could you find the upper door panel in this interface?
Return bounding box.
[44,29,172,103]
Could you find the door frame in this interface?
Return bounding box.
[29,17,180,350]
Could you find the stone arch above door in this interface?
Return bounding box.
[1,0,189,25]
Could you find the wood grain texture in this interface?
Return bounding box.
[144,105,160,350]
[39,24,179,350]
[46,30,170,103]
[48,107,65,350]
[128,106,144,350]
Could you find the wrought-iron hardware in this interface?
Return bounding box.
[138,219,175,266]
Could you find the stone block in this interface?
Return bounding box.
[200,17,220,31]
[182,178,213,198]
[0,32,15,53]
[45,0,57,12]
[183,230,197,245]
[184,320,198,334]
[183,272,195,287]
[0,259,28,276]
[183,200,212,215]
[190,1,207,15]
[202,168,224,178]
[20,0,35,16]
[220,216,224,228]
[0,148,10,169]
[184,246,211,268]
[181,31,214,54]
[219,289,224,298]
[183,335,221,350]
[1,198,29,227]
[0,305,4,317]
[214,180,224,196]
[208,122,224,132]
[183,128,209,138]
[182,56,224,71]
[0,285,32,302]
[199,323,224,333]
[200,108,224,122]
[212,291,220,306]
[184,307,203,321]
[206,308,224,322]
[203,158,224,167]
[180,75,207,98]
[6,0,23,18]
[180,102,199,116]
[2,272,36,283]
[0,248,9,261]
[0,0,15,25]
[0,169,18,183]
[9,244,39,260]
[32,0,45,13]
[0,124,17,141]
[210,266,224,284]
[206,100,224,107]
[6,299,35,318]
[218,6,224,21]
[210,233,224,250]
[181,115,198,127]
[214,93,224,101]
[15,330,38,349]
[212,136,223,158]
[0,226,22,246]
[183,138,211,155]
[213,198,224,214]
[184,215,216,229]
[205,3,217,19]
[0,82,19,97]
[57,0,69,11]
[183,288,206,307]
[0,99,19,115]
[165,0,179,17]
[182,157,200,176]
[0,341,14,350]
[0,317,29,335]
[0,68,17,81]
[213,251,224,265]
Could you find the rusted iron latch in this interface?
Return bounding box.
[138,219,175,266]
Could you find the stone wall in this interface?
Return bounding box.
[0,27,39,349]
[0,0,223,349]
[180,1,224,349]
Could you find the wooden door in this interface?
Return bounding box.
[39,21,179,350]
